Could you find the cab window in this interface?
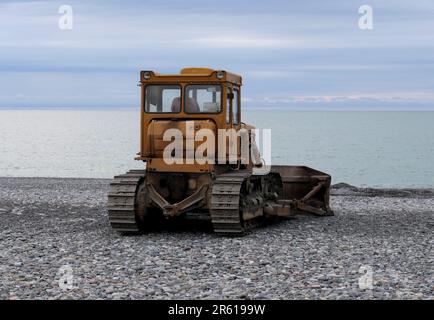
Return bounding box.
[233,88,239,125]
[145,85,181,113]
[226,87,232,124]
[185,84,221,113]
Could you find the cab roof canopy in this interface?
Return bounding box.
[140,68,242,86]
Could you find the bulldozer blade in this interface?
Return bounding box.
[271,165,333,216]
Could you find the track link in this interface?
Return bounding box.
[210,170,252,235]
[107,169,146,233]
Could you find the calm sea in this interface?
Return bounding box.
[1,110,433,187]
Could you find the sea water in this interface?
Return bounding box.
[1,109,433,187]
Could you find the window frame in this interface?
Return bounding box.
[226,86,232,125]
[233,87,240,125]
[144,84,182,114]
[184,83,223,114]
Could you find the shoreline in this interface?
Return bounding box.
[331,182,434,198]
[1,177,434,198]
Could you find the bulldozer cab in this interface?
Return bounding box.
[137,68,244,172]
[140,67,241,121]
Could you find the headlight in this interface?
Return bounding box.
[216,71,225,79]
[143,71,151,80]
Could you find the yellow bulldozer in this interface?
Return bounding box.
[107,68,333,235]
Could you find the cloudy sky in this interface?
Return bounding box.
[1,0,434,109]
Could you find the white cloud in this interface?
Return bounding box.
[243,70,298,79]
[183,36,297,49]
[244,91,434,104]
[1,0,434,108]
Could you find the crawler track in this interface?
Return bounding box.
[107,169,147,232]
[210,170,257,235]
[108,169,277,235]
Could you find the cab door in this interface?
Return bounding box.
[226,86,233,129]
[225,86,235,165]
[232,87,242,165]
[232,87,240,129]
[225,85,241,167]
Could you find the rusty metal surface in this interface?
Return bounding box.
[271,165,333,216]
[147,182,208,218]
[209,170,249,235]
[107,169,147,232]
[209,169,284,235]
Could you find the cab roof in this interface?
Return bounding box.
[140,68,242,86]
